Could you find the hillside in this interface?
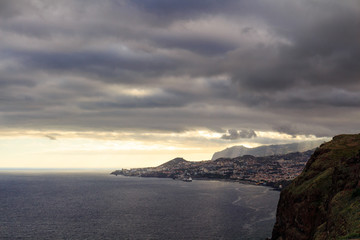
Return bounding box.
[158,157,188,169]
[211,140,324,160]
[111,150,313,188]
[271,134,360,240]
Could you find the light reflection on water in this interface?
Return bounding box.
[0,172,279,239]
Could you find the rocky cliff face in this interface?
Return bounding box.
[271,134,360,240]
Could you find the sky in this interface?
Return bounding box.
[0,0,359,168]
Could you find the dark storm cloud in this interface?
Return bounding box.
[129,0,237,20]
[12,49,176,73]
[230,2,360,94]
[0,0,359,138]
[3,48,187,85]
[273,125,301,138]
[155,36,238,56]
[79,89,195,110]
[221,129,257,140]
[0,77,37,88]
[0,1,24,19]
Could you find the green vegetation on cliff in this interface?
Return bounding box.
[272,134,360,240]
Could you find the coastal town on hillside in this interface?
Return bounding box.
[111,150,314,189]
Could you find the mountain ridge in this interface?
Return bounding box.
[212,140,325,160]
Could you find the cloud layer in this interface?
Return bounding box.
[221,129,257,140]
[1,0,360,139]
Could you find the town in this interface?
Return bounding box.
[111,150,314,189]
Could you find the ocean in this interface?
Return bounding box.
[0,172,279,240]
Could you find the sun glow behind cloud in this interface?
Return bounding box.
[0,129,328,169]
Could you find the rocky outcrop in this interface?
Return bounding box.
[271,134,360,240]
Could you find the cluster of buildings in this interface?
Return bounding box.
[112,151,313,189]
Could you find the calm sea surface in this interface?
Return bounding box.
[0,172,279,240]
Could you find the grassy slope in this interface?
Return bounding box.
[274,134,360,240]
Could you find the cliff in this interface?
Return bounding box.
[271,134,360,240]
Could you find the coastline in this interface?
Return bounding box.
[111,173,284,191]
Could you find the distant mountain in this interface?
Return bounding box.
[211,140,324,160]
[272,134,360,240]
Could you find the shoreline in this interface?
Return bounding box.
[112,174,283,191]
